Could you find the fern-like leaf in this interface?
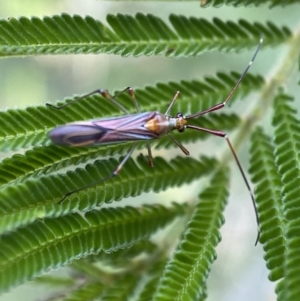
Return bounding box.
[0,203,184,293]
[201,0,300,8]
[249,127,285,281]
[250,94,300,299]
[0,155,215,233]
[0,14,290,58]
[153,168,228,301]
[270,94,300,300]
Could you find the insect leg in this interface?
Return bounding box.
[165,91,180,115]
[146,141,154,167]
[166,133,190,155]
[118,87,155,167]
[185,38,263,120]
[46,89,129,114]
[113,87,141,113]
[58,142,138,204]
[186,124,260,245]
[126,88,155,167]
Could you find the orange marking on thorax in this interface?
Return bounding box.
[144,119,160,134]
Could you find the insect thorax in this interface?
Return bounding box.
[143,112,175,136]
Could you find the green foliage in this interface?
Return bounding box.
[272,94,300,301]
[153,169,228,301]
[0,155,215,233]
[0,4,299,301]
[201,0,300,8]
[0,203,185,292]
[0,14,290,58]
[249,127,285,281]
[249,94,300,301]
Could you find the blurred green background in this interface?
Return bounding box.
[0,1,299,301]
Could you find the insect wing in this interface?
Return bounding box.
[49,112,159,147]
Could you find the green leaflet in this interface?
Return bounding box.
[0,155,216,233]
[0,203,185,293]
[272,94,300,301]
[201,0,299,8]
[153,169,228,301]
[0,14,290,58]
[249,127,285,281]
[249,94,300,300]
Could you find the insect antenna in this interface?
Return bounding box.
[185,38,263,120]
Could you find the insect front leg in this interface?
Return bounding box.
[58,142,138,204]
[166,133,189,155]
[165,91,180,115]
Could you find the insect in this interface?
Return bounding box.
[47,39,263,243]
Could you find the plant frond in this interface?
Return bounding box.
[0,203,184,293]
[153,168,229,301]
[249,127,285,281]
[0,155,214,233]
[0,143,140,186]
[0,73,264,151]
[200,0,300,8]
[0,14,290,58]
[270,94,300,300]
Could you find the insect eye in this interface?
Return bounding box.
[178,127,185,133]
[176,112,183,118]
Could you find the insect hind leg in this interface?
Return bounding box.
[186,124,260,245]
[58,142,138,204]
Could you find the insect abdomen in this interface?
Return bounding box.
[49,124,106,146]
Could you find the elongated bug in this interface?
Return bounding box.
[47,39,263,243]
